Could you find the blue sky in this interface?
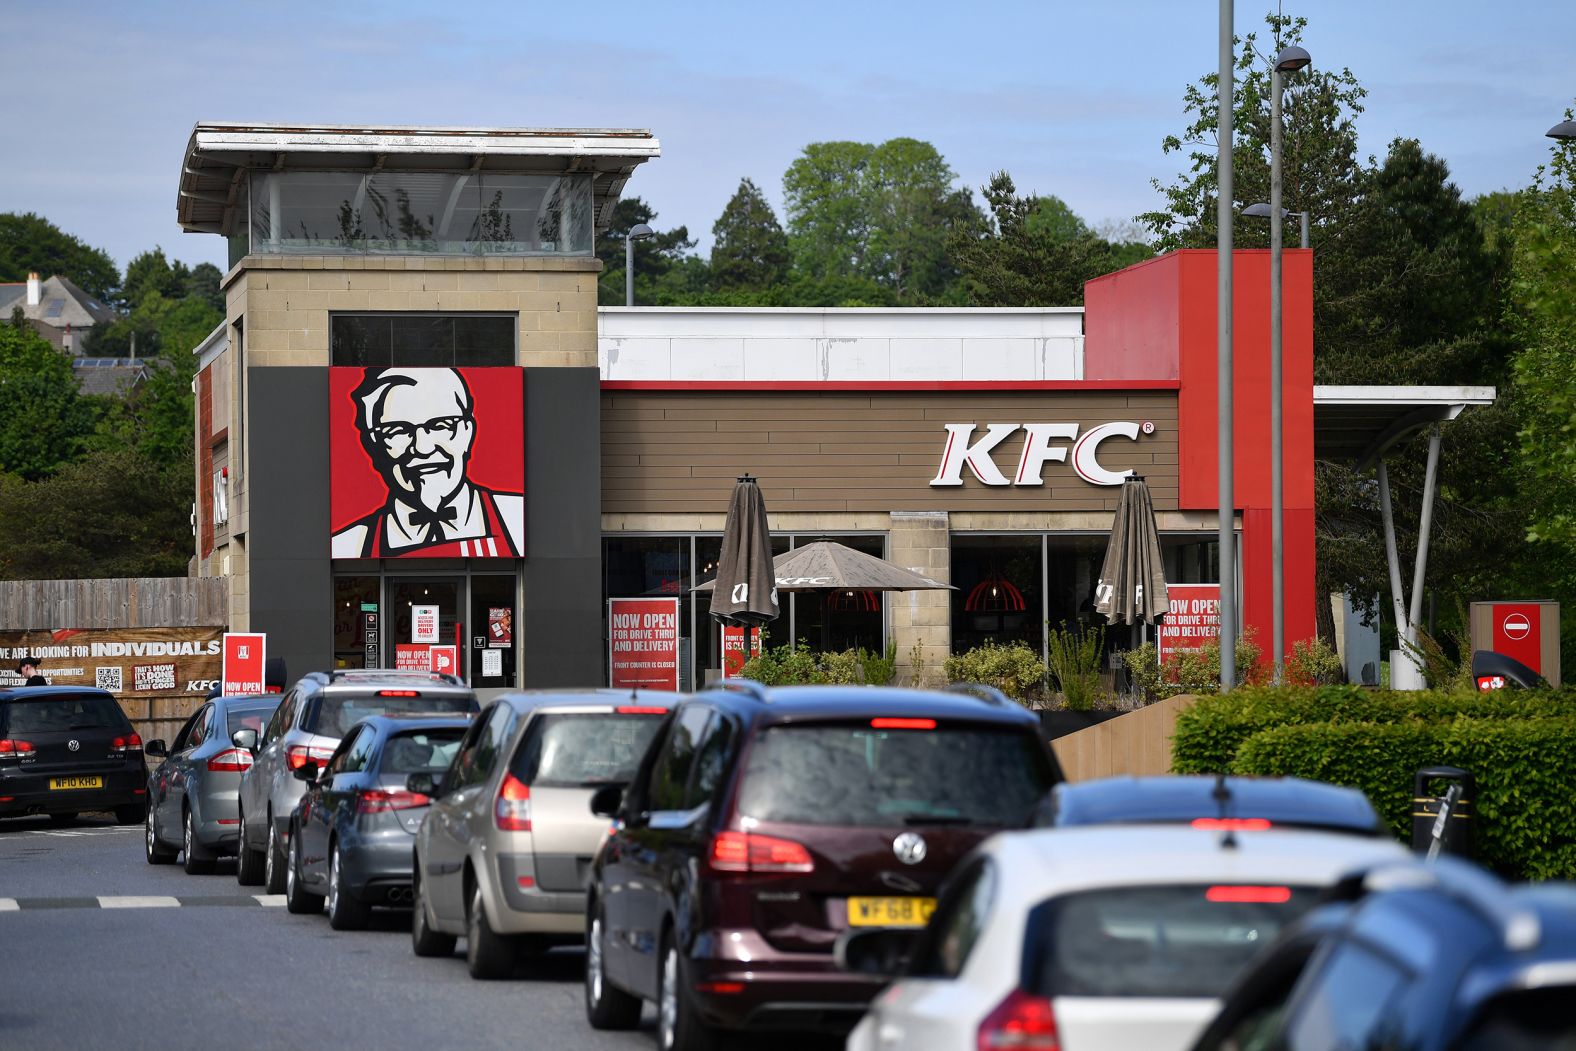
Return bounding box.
[4,0,1571,272]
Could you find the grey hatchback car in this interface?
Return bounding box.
[234,669,477,894]
[412,690,675,979]
[144,693,282,874]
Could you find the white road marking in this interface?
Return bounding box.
[0,898,18,911]
[254,895,286,907]
[98,896,181,909]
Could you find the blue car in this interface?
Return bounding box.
[283,713,470,929]
[1037,775,1386,837]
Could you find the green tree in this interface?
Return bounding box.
[595,197,699,306]
[0,212,121,302]
[121,247,191,311]
[0,321,97,479]
[709,178,790,291]
[951,172,1153,305]
[784,138,980,302]
[185,262,226,313]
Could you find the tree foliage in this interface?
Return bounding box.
[709,178,790,291]
[595,197,699,306]
[0,212,121,302]
[0,318,97,480]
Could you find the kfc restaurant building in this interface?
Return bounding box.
[182,122,1327,695]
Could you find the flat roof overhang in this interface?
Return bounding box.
[177,122,660,237]
[1314,385,1496,469]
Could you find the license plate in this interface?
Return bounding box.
[846,896,936,927]
[49,776,103,791]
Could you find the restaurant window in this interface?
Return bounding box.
[330,313,514,367]
[952,535,1044,656]
[333,575,380,669]
[604,537,693,690]
[250,171,594,256]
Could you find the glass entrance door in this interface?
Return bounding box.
[388,578,464,675]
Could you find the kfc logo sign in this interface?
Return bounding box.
[929,421,1154,487]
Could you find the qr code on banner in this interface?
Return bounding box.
[133,663,177,692]
[95,666,123,692]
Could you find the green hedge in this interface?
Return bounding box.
[1171,686,1576,775]
[1231,717,1576,880]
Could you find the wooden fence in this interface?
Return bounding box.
[1,576,230,744]
[1050,694,1200,782]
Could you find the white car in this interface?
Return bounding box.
[845,824,1409,1051]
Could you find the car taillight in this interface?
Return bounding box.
[286,745,335,770]
[1190,817,1272,832]
[495,772,531,831]
[977,988,1059,1050]
[207,748,252,772]
[0,739,35,755]
[111,733,143,755]
[707,831,814,874]
[356,788,431,814]
[1205,885,1293,904]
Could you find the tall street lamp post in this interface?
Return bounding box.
[1245,204,1310,250]
[1217,0,1237,690]
[625,223,654,306]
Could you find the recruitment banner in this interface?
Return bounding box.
[609,598,680,692]
[1157,584,1221,664]
[720,625,763,677]
[0,627,224,699]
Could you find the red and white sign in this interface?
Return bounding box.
[609,598,681,692]
[411,605,441,644]
[221,632,267,695]
[721,625,763,677]
[395,644,430,671]
[1157,585,1221,665]
[1491,603,1542,674]
[429,645,459,677]
[329,367,525,559]
[929,420,1156,488]
[488,607,512,648]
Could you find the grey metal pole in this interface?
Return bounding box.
[1269,67,1285,685]
[1217,0,1237,690]
[1407,429,1444,642]
[625,235,635,307]
[1299,211,1310,250]
[1377,461,1408,636]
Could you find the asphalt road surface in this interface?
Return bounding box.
[0,812,840,1051]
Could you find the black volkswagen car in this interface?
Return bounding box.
[0,686,147,824]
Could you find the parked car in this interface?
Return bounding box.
[144,693,283,872]
[412,690,676,978]
[284,714,470,928]
[583,682,1065,1050]
[1189,857,1576,1051]
[1037,775,1387,838]
[234,669,477,893]
[843,824,1411,1051]
[0,687,148,825]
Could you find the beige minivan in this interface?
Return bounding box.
[409,689,676,979]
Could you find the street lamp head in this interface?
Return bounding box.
[1547,119,1576,141]
[626,223,656,241]
[1242,203,1285,219]
[1273,45,1311,73]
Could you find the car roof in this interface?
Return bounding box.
[495,688,681,714]
[301,669,474,694]
[983,825,1412,904]
[344,713,474,734]
[700,683,1038,727]
[1053,776,1384,835]
[0,685,119,701]
[214,693,281,708]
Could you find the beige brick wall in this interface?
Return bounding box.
[888,511,952,687]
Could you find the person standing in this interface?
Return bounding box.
[16,657,47,686]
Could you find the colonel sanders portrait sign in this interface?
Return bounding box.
[330,367,524,558]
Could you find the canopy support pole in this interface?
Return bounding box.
[1406,428,1443,649]
[1377,461,1408,636]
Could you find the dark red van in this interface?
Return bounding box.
[583,682,1062,1050]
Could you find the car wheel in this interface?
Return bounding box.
[285,828,324,914]
[113,802,146,825]
[411,869,457,958]
[235,806,266,886]
[182,805,217,875]
[326,842,371,931]
[144,806,176,865]
[585,903,641,1030]
[465,880,515,980]
[658,933,720,1051]
[262,813,287,895]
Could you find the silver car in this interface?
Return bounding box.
[234,669,477,894]
[411,690,675,979]
[144,694,281,874]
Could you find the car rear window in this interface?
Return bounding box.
[1,695,131,736]
[380,729,466,775]
[1031,884,1319,999]
[307,693,475,737]
[225,703,279,738]
[509,712,666,787]
[736,722,1053,828]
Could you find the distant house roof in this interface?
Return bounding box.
[72,358,149,397]
[1,275,117,331]
[177,121,660,238]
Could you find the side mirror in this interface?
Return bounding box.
[834,928,922,978]
[231,728,259,754]
[407,772,440,797]
[590,784,625,819]
[145,739,168,758]
[291,761,320,783]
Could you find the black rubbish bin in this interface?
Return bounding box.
[1412,765,1474,859]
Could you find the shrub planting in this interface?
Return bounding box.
[943,641,1048,703]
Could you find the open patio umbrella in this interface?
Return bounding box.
[707,475,780,627]
[1094,476,1169,625]
[697,539,953,595]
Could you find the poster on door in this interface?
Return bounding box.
[487,607,512,648]
[411,605,440,644]
[608,598,680,691]
[395,643,431,671]
[720,625,763,677]
[1157,584,1221,665]
[429,645,459,677]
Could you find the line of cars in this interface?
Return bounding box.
[98,669,1576,1051]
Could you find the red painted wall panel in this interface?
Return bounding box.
[1083,254,1181,381]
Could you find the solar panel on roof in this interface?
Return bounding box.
[45,300,64,318]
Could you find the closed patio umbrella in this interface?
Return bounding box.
[708,475,780,627]
[1094,476,1169,625]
